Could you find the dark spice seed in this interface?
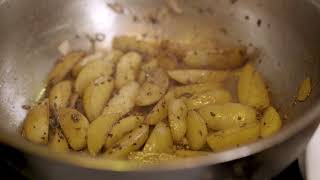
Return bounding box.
[133,143,137,146]
[210,112,216,117]
[257,19,262,27]
[22,105,31,110]
[199,130,203,136]
[71,113,80,122]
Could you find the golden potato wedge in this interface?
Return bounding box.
[297,77,312,101]
[49,80,72,112]
[87,114,120,156]
[23,99,49,144]
[48,51,85,84]
[103,49,124,64]
[174,150,209,158]
[75,60,114,95]
[186,111,208,150]
[168,70,230,84]
[105,116,144,148]
[83,76,114,122]
[238,64,270,109]
[128,152,177,164]
[198,103,257,130]
[113,36,159,55]
[174,82,221,98]
[136,68,169,106]
[49,129,69,153]
[102,81,140,116]
[207,123,260,152]
[260,107,282,138]
[144,90,175,125]
[106,125,149,159]
[58,108,89,151]
[87,82,139,155]
[168,99,188,143]
[135,83,163,106]
[72,52,104,77]
[138,59,159,84]
[185,89,232,110]
[143,122,173,154]
[183,48,246,70]
[115,52,142,89]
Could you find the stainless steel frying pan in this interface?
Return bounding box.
[0,0,320,179]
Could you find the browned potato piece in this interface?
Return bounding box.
[115,52,142,89]
[71,52,104,77]
[113,36,159,55]
[144,90,175,125]
[138,59,159,84]
[168,70,230,84]
[58,108,89,150]
[183,48,246,70]
[106,125,149,159]
[102,81,140,116]
[143,122,173,153]
[87,114,121,156]
[49,80,72,112]
[83,76,114,122]
[186,111,208,150]
[207,123,260,152]
[49,129,69,153]
[198,103,257,130]
[87,82,139,155]
[75,60,114,95]
[48,52,85,84]
[238,64,270,109]
[185,89,232,110]
[23,99,49,144]
[168,99,188,143]
[260,107,282,138]
[174,82,221,98]
[136,68,169,106]
[105,116,144,148]
[297,77,312,101]
[103,49,124,64]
